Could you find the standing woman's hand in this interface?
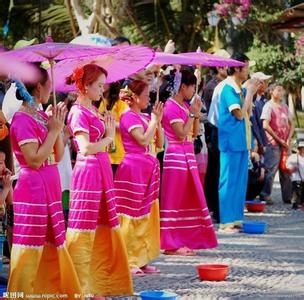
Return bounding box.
[47,102,67,134]
[152,101,164,123]
[104,111,116,140]
[190,96,203,116]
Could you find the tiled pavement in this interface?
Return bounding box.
[1,181,304,299]
[132,183,304,299]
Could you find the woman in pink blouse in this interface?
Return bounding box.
[161,69,218,256]
[66,64,133,297]
[8,66,82,298]
[115,80,163,276]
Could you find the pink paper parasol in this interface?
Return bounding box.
[180,52,244,67]
[152,52,199,65]
[1,42,114,62]
[0,42,121,104]
[52,45,155,92]
[152,52,244,67]
[0,56,39,83]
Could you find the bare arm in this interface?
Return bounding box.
[232,91,255,120]
[20,130,60,169]
[53,134,65,162]
[76,112,115,156]
[130,120,158,147]
[171,118,195,141]
[171,96,202,140]
[232,79,259,120]
[20,104,67,169]
[192,118,200,138]
[130,102,163,147]
[75,133,113,155]
[155,122,164,148]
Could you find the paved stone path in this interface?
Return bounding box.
[132,182,304,299]
[1,180,303,299]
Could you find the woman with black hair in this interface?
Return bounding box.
[99,82,128,175]
[160,69,217,256]
[6,65,82,298]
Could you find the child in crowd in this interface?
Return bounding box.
[246,149,266,201]
[286,139,304,210]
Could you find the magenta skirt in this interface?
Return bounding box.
[160,142,218,250]
[13,165,65,247]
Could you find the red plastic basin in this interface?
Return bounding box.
[196,264,229,281]
[245,201,265,212]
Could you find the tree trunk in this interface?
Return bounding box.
[97,0,120,37]
[64,0,78,37]
[289,92,300,127]
[126,6,151,46]
[70,0,96,35]
[301,86,304,111]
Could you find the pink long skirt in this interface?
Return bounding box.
[114,153,160,268]
[160,142,218,250]
[8,165,82,298]
[66,153,133,296]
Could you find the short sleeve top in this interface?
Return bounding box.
[162,98,190,142]
[10,111,49,167]
[120,110,149,154]
[218,84,248,151]
[67,103,105,152]
[260,100,292,146]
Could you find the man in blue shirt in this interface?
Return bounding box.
[217,53,259,233]
[203,67,227,223]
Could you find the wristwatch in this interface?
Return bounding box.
[189,113,195,119]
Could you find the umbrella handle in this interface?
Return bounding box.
[195,66,201,95]
[49,59,57,106]
[156,70,160,103]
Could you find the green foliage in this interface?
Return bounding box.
[28,4,74,42]
[248,4,282,23]
[247,37,303,93]
[0,0,73,48]
[122,0,218,51]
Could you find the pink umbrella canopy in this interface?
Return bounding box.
[152,52,200,65]
[180,52,245,67]
[152,52,244,67]
[1,42,154,102]
[52,45,155,92]
[0,42,114,62]
[0,55,39,83]
[0,42,120,104]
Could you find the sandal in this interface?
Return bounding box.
[218,227,240,234]
[141,265,160,274]
[163,247,196,256]
[131,267,145,277]
[181,246,197,256]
